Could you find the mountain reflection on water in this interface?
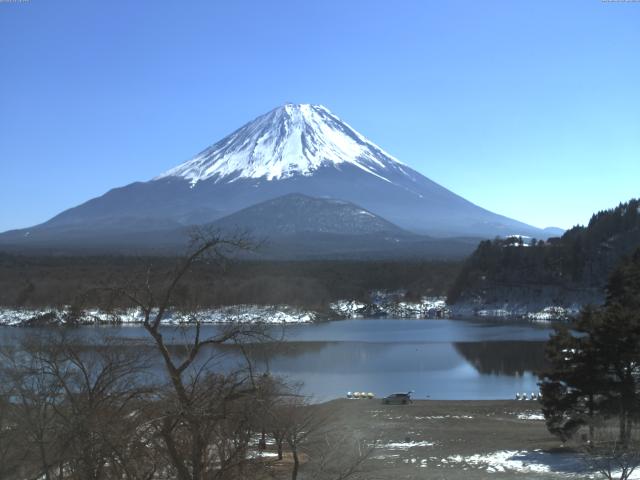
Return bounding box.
[453,341,548,376]
[227,339,547,401]
[0,318,552,401]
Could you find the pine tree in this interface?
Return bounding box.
[539,248,640,445]
[540,311,606,442]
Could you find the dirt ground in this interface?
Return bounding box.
[265,399,591,480]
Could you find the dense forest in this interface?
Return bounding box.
[0,254,461,312]
[448,198,640,308]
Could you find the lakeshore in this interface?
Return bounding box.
[289,399,590,479]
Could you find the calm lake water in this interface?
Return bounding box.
[0,318,553,402]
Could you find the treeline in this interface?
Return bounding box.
[0,254,461,311]
[447,198,640,305]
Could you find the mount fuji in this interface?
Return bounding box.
[0,103,551,254]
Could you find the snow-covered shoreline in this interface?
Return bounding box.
[330,292,450,319]
[0,291,578,327]
[450,304,579,323]
[0,305,317,327]
[329,292,576,323]
[0,302,577,327]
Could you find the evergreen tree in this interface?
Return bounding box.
[539,248,640,445]
[540,310,606,442]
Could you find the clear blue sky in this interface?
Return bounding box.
[1,0,638,232]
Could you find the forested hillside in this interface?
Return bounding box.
[448,199,640,310]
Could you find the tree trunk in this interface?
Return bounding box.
[160,423,192,480]
[277,439,284,460]
[191,424,205,480]
[588,394,594,442]
[37,441,51,480]
[191,444,202,480]
[619,409,627,445]
[260,429,266,450]
[291,447,299,480]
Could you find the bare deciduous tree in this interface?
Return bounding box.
[583,425,640,480]
[0,230,381,480]
[265,390,377,480]
[306,432,377,480]
[106,229,272,480]
[0,331,154,480]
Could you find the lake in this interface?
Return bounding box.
[0,318,553,402]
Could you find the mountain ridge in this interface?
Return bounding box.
[210,192,409,236]
[0,193,482,259]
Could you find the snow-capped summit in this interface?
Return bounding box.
[156,103,406,185]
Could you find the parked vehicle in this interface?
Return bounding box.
[382,392,412,405]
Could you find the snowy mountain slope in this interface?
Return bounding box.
[155,104,407,184]
[0,103,551,252]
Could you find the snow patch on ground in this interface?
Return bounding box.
[445,450,558,474]
[373,450,595,476]
[527,306,577,322]
[380,440,435,450]
[516,412,545,421]
[414,415,474,420]
[246,451,280,459]
[330,300,369,317]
